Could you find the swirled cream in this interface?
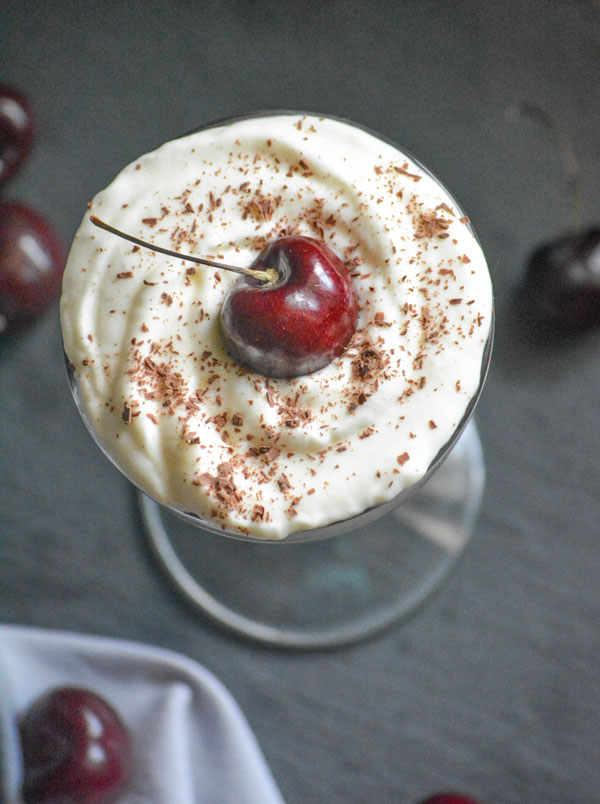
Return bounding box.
[61,114,492,539]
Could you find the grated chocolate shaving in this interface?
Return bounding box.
[414,211,451,239]
[351,342,383,382]
[197,464,242,511]
[394,164,422,181]
[243,190,277,222]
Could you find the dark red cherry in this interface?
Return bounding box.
[0,202,64,334]
[0,85,34,187]
[19,687,133,804]
[419,794,484,804]
[524,226,600,329]
[220,235,359,377]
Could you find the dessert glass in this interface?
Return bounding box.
[64,113,493,649]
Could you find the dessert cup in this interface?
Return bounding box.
[63,112,493,648]
[67,324,491,649]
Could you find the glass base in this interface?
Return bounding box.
[140,421,485,649]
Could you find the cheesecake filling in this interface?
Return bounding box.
[61,114,493,539]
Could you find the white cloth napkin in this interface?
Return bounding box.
[0,625,285,804]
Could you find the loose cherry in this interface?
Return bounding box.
[19,686,133,804]
[512,103,600,330]
[419,794,484,804]
[220,235,359,377]
[0,201,64,334]
[0,85,34,187]
[524,226,600,329]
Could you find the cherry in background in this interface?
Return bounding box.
[0,202,64,334]
[19,686,133,804]
[524,226,600,330]
[0,86,65,335]
[0,85,34,187]
[514,103,600,331]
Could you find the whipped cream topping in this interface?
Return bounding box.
[61,114,493,539]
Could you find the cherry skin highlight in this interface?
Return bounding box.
[220,235,359,378]
[524,226,600,329]
[0,85,34,187]
[19,686,133,804]
[0,202,64,334]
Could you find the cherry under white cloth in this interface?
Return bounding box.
[0,625,285,804]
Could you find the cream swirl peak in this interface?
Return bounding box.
[61,113,493,539]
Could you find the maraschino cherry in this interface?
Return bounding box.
[0,85,34,187]
[90,217,359,378]
[0,202,65,334]
[19,686,133,804]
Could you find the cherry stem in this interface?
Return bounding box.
[511,103,582,233]
[89,215,278,283]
